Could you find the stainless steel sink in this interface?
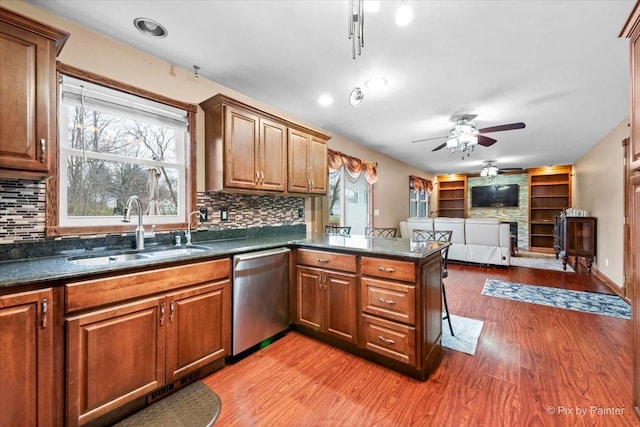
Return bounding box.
[67,252,152,266]
[66,245,211,266]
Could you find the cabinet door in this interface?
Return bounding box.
[287,128,310,193]
[0,288,53,427]
[259,117,287,191]
[224,106,260,189]
[308,136,327,194]
[66,297,164,426]
[0,22,55,174]
[297,266,324,331]
[324,270,357,343]
[165,280,231,383]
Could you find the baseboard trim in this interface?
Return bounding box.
[576,258,629,304]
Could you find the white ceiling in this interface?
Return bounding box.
[29,0,635,175]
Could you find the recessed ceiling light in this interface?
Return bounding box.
[318,94,333,106]
[133,18,168,38]
[395,2,413,27]
[365,77,387,90]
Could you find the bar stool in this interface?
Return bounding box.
[365,227,398,237]
[325,225,351,235]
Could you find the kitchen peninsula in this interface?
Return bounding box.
[0,232,446,426]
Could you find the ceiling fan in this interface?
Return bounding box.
[411,114,526,154]
[479,160,522,179]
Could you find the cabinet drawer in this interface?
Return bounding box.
[296,249,356,272]
[361,257,415,282]
[66,258,230,313]
[362,314,415,367]
[361,277,415,325]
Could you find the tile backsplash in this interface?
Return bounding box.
[0,178,305,245]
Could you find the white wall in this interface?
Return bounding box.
[573,118,629,288]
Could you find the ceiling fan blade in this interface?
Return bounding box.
[411,135,448,143]
[477,135,497,147]
[478,122,526,134]
[431,142,447,152]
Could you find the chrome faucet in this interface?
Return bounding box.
[186,210,205,246]
[122,195,146,250]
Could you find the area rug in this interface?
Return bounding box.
[114,380,221,426]
[442,314,484,355]
[482,278,630,319]
[510,254,575,273]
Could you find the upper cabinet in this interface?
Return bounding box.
[0,7,69,178]
[287,128,327,195]
[200,94,329,195]
[622,7,640,171]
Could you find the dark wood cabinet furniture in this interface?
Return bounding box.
[436,174,467,218]
[65,259,230,426]
[200,93,329,195]
[553,216,597,274]
[296,249,357,343]
[0,288,53,427]
[0,7,68,178]
[528,165,572,253]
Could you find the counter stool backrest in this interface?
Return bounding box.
[365,227,398,238]
[325,225,351,235]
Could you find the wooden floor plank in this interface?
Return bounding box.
[203,262,638,426]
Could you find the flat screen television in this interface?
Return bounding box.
[471,184,519,208]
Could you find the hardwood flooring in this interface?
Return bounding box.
[203,263,637,426]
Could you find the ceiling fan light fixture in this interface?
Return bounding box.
[446,137,458,149]
[349,87,364,106]
[133,18,167,38]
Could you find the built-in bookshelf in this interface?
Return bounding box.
[436,175,467,218]
[528,165,572,252]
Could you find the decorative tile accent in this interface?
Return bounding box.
[0,179,47,243]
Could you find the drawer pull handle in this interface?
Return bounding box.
[378,297,396,305]
[378,335,395,345]
[378,266,395,273]
[316,258,330,263]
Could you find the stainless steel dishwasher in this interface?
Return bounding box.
[232,247,290,356]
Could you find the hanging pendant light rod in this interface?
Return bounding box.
[348,0,365,59]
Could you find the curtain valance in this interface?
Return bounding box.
[409,175,433,194]
[328,149,378,185]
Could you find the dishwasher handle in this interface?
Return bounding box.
[233,247,291,269]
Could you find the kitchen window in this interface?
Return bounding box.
[54,66,196,234]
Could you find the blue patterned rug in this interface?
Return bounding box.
[482,279,630,319]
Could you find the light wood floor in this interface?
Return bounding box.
[203,262,637,426]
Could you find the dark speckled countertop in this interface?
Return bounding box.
[0,233,447,290]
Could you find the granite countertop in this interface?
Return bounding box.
[0,233,448,290]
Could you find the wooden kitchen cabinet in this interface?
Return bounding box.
[200,97,287,192]
[65,259,230,426]
[0,7,68,177]
[0,288,53,427]
[288,128,328,194]
[296,249,357,343]
[200,93,329,194]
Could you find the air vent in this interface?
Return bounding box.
[180,370,201,386]
[147,383,174,404]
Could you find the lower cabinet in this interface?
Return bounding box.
[65,259,230,426]
[0,288,53,427]
[296,249,357,344]
[297,266,357,343]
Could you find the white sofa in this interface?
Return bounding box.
[399,217,511,266]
